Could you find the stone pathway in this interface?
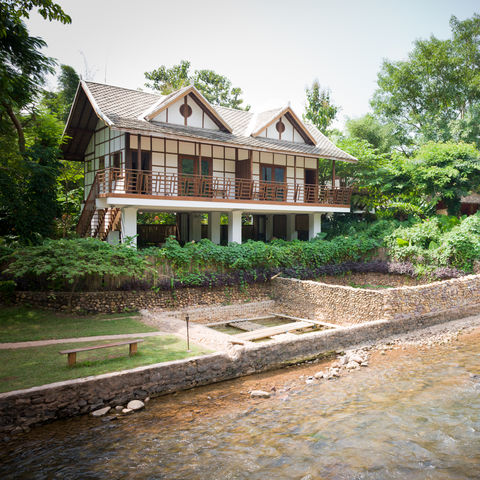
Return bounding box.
[0,331,168,350]
[141,310,242,352]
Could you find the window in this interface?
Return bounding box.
[99,156,105,170]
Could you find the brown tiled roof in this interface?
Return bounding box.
[79,81,357,162]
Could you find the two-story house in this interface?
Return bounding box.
[63,81,357,246]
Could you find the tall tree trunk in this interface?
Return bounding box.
[2,102,25,154]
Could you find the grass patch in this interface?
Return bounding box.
[0,306,158,343]
[0,336,210,393]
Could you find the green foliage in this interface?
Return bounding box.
[6,238,150,293]
[0,0,71,37]
[0,280,16,303]
[345,114,397,153]
[145,59,250,110]
[42,64,80,122]
[372,14,480,148]
[155,224,389,274]
[386,213,480,271]
[405,142,480,215]
[303,80,338,135]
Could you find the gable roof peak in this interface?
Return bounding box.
[139,84,232,133]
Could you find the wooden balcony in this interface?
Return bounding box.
[95,168,353,207]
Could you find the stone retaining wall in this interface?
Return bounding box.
[14,284,271,314]
[271,275,480,325]
[2,302,478,436]
[156,300,276,325]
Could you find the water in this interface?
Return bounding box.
[3,334,480,479]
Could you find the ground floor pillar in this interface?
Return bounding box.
[286,214,298,241]
[308,213,322,240]
[208,212,221,244]
[120,207,138,246]
[189,213,202,242]
[228,211,242,244]
[107,231,120,245]
[266,214,274,241]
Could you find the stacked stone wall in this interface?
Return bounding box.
[271,275,480,325]
[14,284,271,314]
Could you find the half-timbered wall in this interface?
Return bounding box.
[84,120,126,200]
[84,130,320,199]
[257,115,306,144]
[151,94,219,130]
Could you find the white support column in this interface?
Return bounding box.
[228,211,242,244]
[107,231,120,245]
[308,213,322,240]
[208,212,221,244]
[286,214,298,241]
[266,214,274,242]
[121,207,138,247]
[189,213,202,242]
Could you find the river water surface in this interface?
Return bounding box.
[3,331,480,479]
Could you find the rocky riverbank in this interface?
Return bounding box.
[133,314,480,427]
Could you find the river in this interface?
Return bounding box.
[2,330,480,479]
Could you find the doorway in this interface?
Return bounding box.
[179,156,212,197]
[127,150,151,194]
[304,168,317,203]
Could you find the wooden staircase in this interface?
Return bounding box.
[76,175,100,237]
[76,174,121,240]
[100,208,121,240]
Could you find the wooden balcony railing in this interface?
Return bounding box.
[95,168,353,206]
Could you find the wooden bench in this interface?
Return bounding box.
[59,339,144,367]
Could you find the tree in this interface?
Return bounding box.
[0,2,72,241]
[43,64,80,122]
[303,80,338,135]
[0,16,54,153]
[372,14,480,148]
[0,0,71,37]
[345,114,397,153]
[145,60,250,110]
[404,142,480,215]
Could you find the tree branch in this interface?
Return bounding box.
[2,102,25,154]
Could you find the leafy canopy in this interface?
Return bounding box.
[303,80,338,135]
[372,14,480,148]
[404,141,480,215]
[145,60,250,110]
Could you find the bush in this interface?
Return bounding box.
[0,280,16,304]
[386,213,480,272]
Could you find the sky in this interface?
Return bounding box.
[26,0,479,129]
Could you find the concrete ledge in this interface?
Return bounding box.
[1,302,478,436]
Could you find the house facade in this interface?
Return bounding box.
[63,81,357,246]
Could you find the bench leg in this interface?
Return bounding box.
[129,343,138,356]
[67,352,76,367]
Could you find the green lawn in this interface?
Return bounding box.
[0,336,210,392]
[0,306,158,343]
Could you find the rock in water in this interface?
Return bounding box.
[91,406,111,417]
[127,400,145,411]
[250,390,271,398]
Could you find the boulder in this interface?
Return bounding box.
[127,400,145,411]
[250,390,271,399]
[90,406,111,417]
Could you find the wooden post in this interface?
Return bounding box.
[331,160,336,188]
[129,342,138,356]
[67,352,76,367]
